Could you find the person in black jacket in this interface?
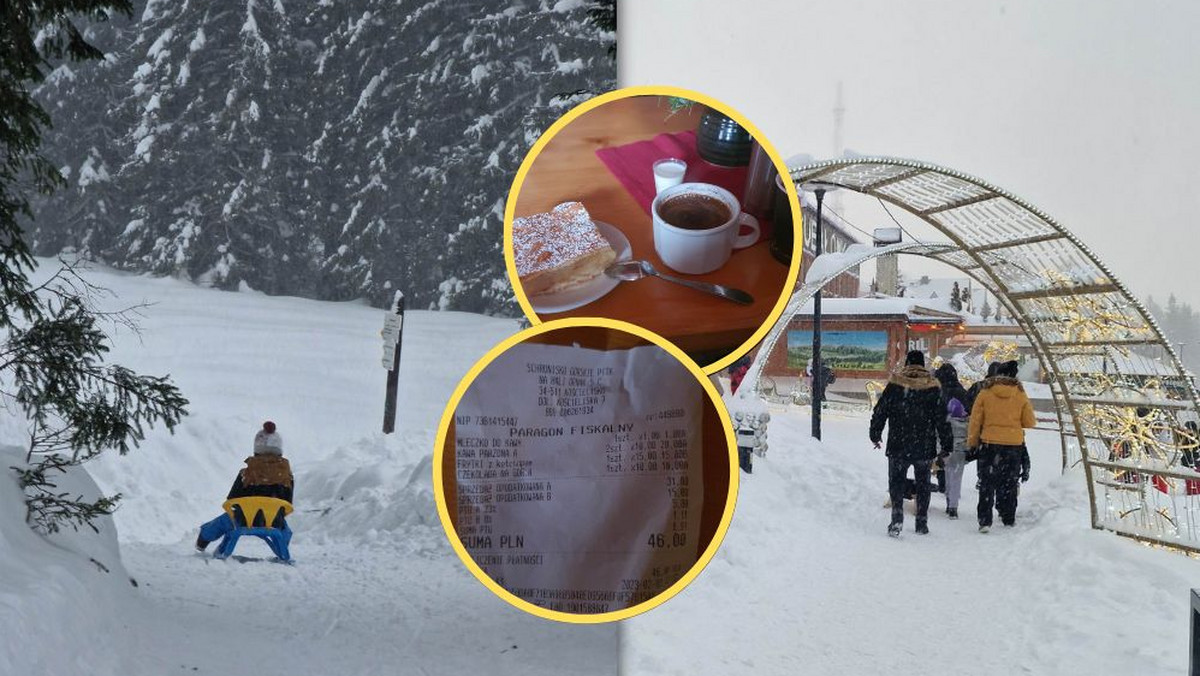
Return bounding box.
[1180,420,1200,470]
[870,351,953,537]
[935,363,969,413]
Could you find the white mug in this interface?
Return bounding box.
[651,182,760,274]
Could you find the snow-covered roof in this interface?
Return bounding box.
[946,333,1031,347]
[1055,352,1181,378]
[804,243,879,284]
[803,242,964,285]
[901,276,1019,328]
[798,190,861,245]
[903,276,961,302]
[803,243,1021,329]
[794,296,962,323]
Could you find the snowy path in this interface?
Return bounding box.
[9,265,1196,674]
[119,540,614,675]
[0,265,618,674]
[626,408,1197,675]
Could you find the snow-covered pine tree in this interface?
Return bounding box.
[950,281,962,311]
[32,0,616,314]
[1147,296,1164,322]
[2,0,189,533]
[1147,294,1200,372]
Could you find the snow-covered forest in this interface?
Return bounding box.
[30,0,615,314]
[1146,295,1200,373]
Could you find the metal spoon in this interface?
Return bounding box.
[605,260,754,305]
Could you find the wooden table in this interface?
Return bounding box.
[512,95,793,366]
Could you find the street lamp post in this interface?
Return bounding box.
[803,181,839,441]
[812,188,825,440]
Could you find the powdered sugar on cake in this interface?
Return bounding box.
[513,202,611,278]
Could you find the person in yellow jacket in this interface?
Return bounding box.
[967,360,1035,532]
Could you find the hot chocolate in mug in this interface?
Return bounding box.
[651,182,760,274]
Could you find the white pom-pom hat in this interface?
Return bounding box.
[253,421,283,456]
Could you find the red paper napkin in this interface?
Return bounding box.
[596,130,750,215]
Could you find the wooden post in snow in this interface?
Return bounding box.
[382,291,404,434]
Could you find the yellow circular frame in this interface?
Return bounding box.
[432,317,740,623]
[502,85,804,375]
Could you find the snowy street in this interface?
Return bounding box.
[4,263,1198,675]
[118,540,612,675]
[626,408,1197,675]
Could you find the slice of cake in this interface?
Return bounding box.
[513,202,617,296]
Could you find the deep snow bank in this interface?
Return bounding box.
[19,262,518,544]
[0,446,140,675]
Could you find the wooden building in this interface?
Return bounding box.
[761,297,964,382]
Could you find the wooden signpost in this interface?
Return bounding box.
[382,291,404,434]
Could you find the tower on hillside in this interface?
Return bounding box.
[831,81,845,215]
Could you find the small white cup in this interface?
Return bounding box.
[652,158,687,194]
[651,182,761,274]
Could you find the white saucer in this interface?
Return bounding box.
[528,220,633,314]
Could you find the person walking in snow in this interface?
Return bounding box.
[940,398,970,519]
[1109,406,1155,484]
[1180,420,1200,470]
[968,361,1034,532]
[1177,421,1200,495]
[728,355,751,394]
[870,350,953,537]
[933,363,968,494]
[196,421,295,552]
[805,358,835,404]
[935,363,969,412]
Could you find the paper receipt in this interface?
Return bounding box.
[453,342,704,614]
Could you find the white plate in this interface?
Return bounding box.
[528,220,633,314]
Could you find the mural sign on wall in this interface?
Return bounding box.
[787,330,889,371]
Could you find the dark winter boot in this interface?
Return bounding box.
[195,536,209,552]
[915,520,929,535]
[888,521,902,538]
[946,508,958,520]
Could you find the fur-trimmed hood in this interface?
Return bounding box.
[889,364,940,391]
[982,375,1024,396]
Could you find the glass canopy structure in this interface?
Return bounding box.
[743,157,1200,553]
